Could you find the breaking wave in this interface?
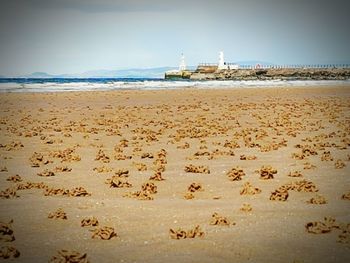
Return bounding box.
[0,78,349,93]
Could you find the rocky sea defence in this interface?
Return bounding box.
[190,68,350,80]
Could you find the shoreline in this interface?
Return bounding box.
[0,80,349,94]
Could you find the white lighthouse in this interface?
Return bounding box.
[165,53,191,79]
[218,51,226,70]
[217,51,238,70]
[179,53,186,71]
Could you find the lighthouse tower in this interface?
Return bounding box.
[179,53,186,71]
[165,53,191,79]
[218,51,227,70]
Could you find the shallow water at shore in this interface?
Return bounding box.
[0,78,349,93]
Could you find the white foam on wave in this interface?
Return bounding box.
[0,79,349,93]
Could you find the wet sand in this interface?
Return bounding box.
[0,86,350,263]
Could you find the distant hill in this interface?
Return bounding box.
[25,72,57,78]
[75,67,178,78]
[15,66,198,79]
[18,67,192,79]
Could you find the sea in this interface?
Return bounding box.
[0,78,349,93]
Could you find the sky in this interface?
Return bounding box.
[0,0,349,76]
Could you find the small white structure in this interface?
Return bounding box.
[165,53,191,79]
[218,51,226,70]
[179,53,186,71]
[218,51,238,70]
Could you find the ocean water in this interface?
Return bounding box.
[0,78,349,93]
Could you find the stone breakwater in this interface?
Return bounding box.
[190,68,350,80]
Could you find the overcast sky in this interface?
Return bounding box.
[0,0,349,76]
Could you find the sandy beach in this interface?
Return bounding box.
[0,85,350,263]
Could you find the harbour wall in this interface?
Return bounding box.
[189,67,350,81]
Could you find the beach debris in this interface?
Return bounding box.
[42,138,55,144]
[281,180,318,193]
[187,182,203,192]
[240,182,261,195]
[192,149,235,160]
[321,151,333,161]
[0,166,8,172]
[169,225,204,239]
[296,144,318,156]
[49,148,81,162]
[105,177,132,188]
[291,152,306,160]
[223,140,240,149]
[114,152,132,160]
[227,167,245,181]
[6,174,22,182]
[16,181,47,190]
[132,147,142,153]
[81,217,99,227]
[29,152,51,167]
[116,139,128,148]
[44,186,90,197]
[49,250,89,263]
[141,182,157,194]
[141,152,154,159]
[240,203,252,212]
[240,154,257,160]
[93,166,112,173]
[184,192,195,200]
[95,149,110,163]
[153,163,166,173]
[199,144,207,150]
[0,220,15,242]
[90,226,117,240]
[0,187,19,199]
[149,171,165,181]
[37,169,55,177]
[69,187,91,197]
[184,164,210,174]
[335,159,346,169]
[307,194,327,204]
[287,171,303,177]
[0,141,23,151]
[177,142,190,149]
[124,190,154,200]
[305,217,339,234]
[54,166,72,173]
[133,162,147,171]
[210,212,232,226]
[303,162,317,170]
[259,165,277,179]
[183,182,202,200]
[192,150,210,158]
[270,189,289,201]
[0,246,20,259]
[123,181,157,200]
[341,191,350,200]
[44,187,70,197]
[338,224,350,244]
[114,169,129,177]
[48,208,67,220]
[157,149,167,158]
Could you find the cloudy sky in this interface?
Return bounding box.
[0,0,349,76]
